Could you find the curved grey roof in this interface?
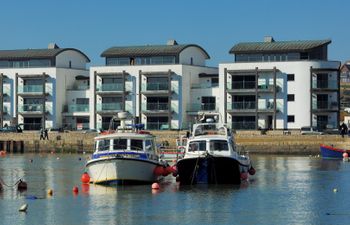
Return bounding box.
[101,44,210,59]
[0,48,90,62]
[229,39,331,54]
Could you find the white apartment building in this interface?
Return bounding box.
[219,37,340,130]
[0,44,90,130]
[90,40,218,130]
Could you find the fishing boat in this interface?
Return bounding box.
[85,112,167,184]
[320,144,350,159]
[176,114,255,185]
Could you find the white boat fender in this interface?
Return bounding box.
[19,204,28,212]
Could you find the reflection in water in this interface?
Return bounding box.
[1,154,350,224]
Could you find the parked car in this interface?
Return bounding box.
[300,126,323,135]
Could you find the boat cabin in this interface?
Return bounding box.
[94,135,156,153]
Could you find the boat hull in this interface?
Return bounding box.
[177,156,248,185]
[86,157,161,184]
[320,144,350,159]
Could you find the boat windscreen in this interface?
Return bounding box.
[130,139,143,151]
[113,138,127,150]
[188,141,206,152]
[193,124,227,136]
[209,140,228,151]
[97,139,110,151]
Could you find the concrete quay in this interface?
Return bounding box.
[0,130,348,154]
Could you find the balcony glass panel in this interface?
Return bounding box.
[312,80,338,89]
[18,85,43,93]
[232,122,256,130]
[68,104,89,113]
[96,83,124,92]
[18,104,43,112]
[142,82,169,91]
[96,103,123,111]
[142,103,169,111]
[228,102,256,110]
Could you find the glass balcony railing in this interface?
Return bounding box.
[146,122,169,130]
[191,83,217,89]
[312,101,338,110]
[66,104,89,113]
[232,122,256,130]
[18,104,43,113]
[96,103,123,112]
[227,102,256,110]
[2,86,11,95]
[142,82,169,91]
[312,80,338,89]
[142,103,169,111]
[96,83,124,92]
[18,85,43,93]
[227,81,255,90]
[187,103,216,111]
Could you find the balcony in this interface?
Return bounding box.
[64,104,89,113]
[142,103,169,112]
[96,83,124,92]
[18,85,52,95]
[232,121,256,130]
[312,80,338,90]
[191,83,217,89]
[312,101,338,111]
[18,104,44,113]
[96,103,123,112]
[227,102,256,111]
[141,82,169,92]
[68,84,90,91]
[187,103,217,112]
[227,81,256,93]
[2,86,10,96]
[146,122,169,130]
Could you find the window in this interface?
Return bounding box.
[97,139,110,151]
[145,140,154,152]
[287,74,295,81]
[287,115,295,122]
[130,139,143,151]
[209,140,228,151]
[211,77,219,87]
[287,94,295,101]
[188,141,206,152]
[113,139,127,150]
[201,97,216,110]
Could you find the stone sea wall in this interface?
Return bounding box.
[0,130,348,154]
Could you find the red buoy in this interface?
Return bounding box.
[151,183,160,189]
[248,167,256,175]
[343,152,349,158]
[0,151,6,157]
[240,172,248,180]
[72,186,79,193]
[81,172,90,184]
[153,166,164,176]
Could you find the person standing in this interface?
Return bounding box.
[44,129,49,140]
[39,128,44,140]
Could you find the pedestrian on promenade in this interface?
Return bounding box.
[44,129,49,140]
[39,128,44,140]
[339,122,348,138]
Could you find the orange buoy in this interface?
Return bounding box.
[72,186,79,193]
[248,167,256,175]
[81,172,90,184]
[47,189,53,196]
[0,151,6,157]
[151,183,160,190]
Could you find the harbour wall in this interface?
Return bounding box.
[0,130,348,154]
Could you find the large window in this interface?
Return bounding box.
[105,56,176,66]
[130,139,143,151]
[188,141,206,152]
[0,59,51,68]
[209,140,228,151]
[287,94,295,102]
[113,139,127,150]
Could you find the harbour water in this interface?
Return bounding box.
[1,153,350,225]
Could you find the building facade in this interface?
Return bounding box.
[219,37,341,130]
[89,40,218,130]
[0,44,90,130]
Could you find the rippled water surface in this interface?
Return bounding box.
[1,153,350,225]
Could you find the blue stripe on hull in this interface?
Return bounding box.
[320,145,345,159]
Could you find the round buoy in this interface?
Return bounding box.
[240,172,248,180]
[333,188,338,193]
[47,189,53,196]
[343,152,349,158]
[72,186,79,194]
[17,180,27,191]
[19,204,28,212]
[151,183,160,190]
[153,166,164,176]
[81,172,90,184]
[248,167,256,175]
[0,150,6,157]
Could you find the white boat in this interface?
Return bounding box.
[86,112,167,185]
[176,114,255,185]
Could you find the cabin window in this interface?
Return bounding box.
[145,140,154,152]
[113,139,127,150]
[130,139,143,151]
[209,140,228,151]
[188,141,206,152]
[97,139,110,151]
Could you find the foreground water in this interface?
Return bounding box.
[0,153,350,225]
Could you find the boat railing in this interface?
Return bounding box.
[192,123,229,137]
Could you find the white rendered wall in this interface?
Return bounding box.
[179,46,207,66]
[55,50,88,70]
[219,60,340,129]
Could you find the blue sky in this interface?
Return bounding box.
[1,0,348,67]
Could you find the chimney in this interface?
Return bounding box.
[48,43,59,49]
[167,40,178,45]
[264,36,275,43]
